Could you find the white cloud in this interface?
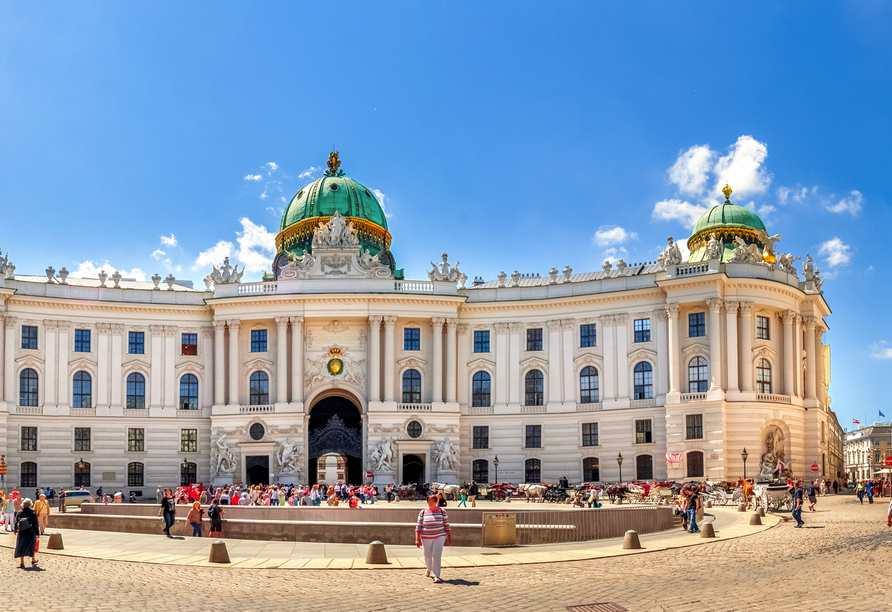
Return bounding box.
[777,185,813,205]
[193,241,233,271]
[712,135,771,199]
[245,174,262,181]
[260,192,269,200]
[235,217,277,272]
[668,144,715,196]
[593,225,639,247]
[871,341,892,359]
[651,199,708,226]
[372,188,393,218]
[826,190,863,215]
[603,247,628,264]
[299,166,322,180]
[757,204,777,217]
[160,234,177,247]
[151,249,166,260]
[70,260,147,282]
[818,237,852,267]
[265,162,279,175]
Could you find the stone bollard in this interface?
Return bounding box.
[700,523,716,538]
[365,540,388,564]
[704,500,712,509]
[622,530,642,549]
[737,503,747,512]
[208,540,230,563]
[749,513,762,526]
[47,532,64,550]
[757,507,766,517]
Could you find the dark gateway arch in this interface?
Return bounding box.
[307,396,363,484]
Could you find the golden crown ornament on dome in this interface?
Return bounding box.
[324,151,345,177]
[722,183,732,202]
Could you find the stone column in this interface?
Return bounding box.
[213,321,226,405]
[149,325,164,407]
[445,318,457,403]
[614,314,629,400]
[96,323,110,407]
[706,298,723,391]
[666,304,680,394]
[599,315,616,401]
[368,316,382,403]
[201,326,214,409]
[275,317,289,404]
[725,301,740,393]
[547,320,562,404]
[804,316,817,399]
[57,321,70,408]
[739,303,754,392]
[561,319,575,403]
[3,317,15,404]
[782,310,796,397]
[164,326,177,408]
[290,316,303,405]
[794,315,803,397]
[111,324,124,408]
[227,320,240,406]
[431,317,445,403]
[44,320,58,407]
[508,322,521,405]
[654,309,668,397]
[0,315,4,403]
[456,324,469,404]
[494,323,509,405]
[382,316,397,402]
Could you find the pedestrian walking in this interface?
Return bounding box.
[158,488,176,538]
[58,488,66,513]
[792,480,805,528]
[34,493,50,534]
[857,481,865,503]
[14,498,38,568]
[458,486,468,508]
[808,481,818,512]
[686,486,700,533]
[415,494,452,584]
[468,481,479,508]
[3,496,14,532]
[208,498,224,538]
[866,481,875,504]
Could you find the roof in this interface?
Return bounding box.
[467,263,662,289]
[14,276,198,291]
[692,202,766,236]
[280,175,388,231]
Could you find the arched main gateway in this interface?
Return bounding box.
[307,396,363,485]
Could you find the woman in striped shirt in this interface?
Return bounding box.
[415,494,452,583]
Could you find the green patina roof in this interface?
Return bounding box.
[692,202,766,236]
[280,175,388,231]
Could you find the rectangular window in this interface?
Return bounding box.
[403,327,420,351]
[685,414,703,440]
[22,325,38,350]
[876,453,881,463]
[20,462,37,488]
[127,428,145,452]
[582,423,599,447]
[526,328,543,351]
[525,424,542,449]
[472,426,489,449]
[635,419,653,444]
[250,329,267,353]
[74,329,91,352]
[21,426,37,451]
[181,333,198,356]
[473,330,490,353]
[472,459,489,483]
[634,318,651,343]
[128,331,145,354]
[756,315,770,340]
[74,427,91,452]
[580,324,597,348]
[688,312,705,338]
[181,429,198,453]
[128,463,144,487]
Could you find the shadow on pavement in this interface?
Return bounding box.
[443,578,480,586]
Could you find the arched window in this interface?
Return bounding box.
[583,457,600,482]
[756,359,772,393]
[402,369,421,403]
[249,371,269,405]
[472,459,489,483]
[75,461,91,488]
[633,362,653,400]
[580,366,599,404]
[180,461,197,487]
[179,373,199,410]
[472,371,491,407]
[687,451,704,478]
[525,458,541,483]
[126,373,146,409]
[19,368,38,407]
[688,357,708,393]
[20,461,37,488]
[128,462,144,487]
[73,371,92,408]
[525,370,543,406]
[636,454,653,480]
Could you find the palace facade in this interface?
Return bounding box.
[0,155,843,493]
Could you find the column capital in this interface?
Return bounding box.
[547,319,562,332]
[598,314,615,326]
[782,309,797,323]
[666,303,680,318]
[44,319,59,332]
[724,301,740,313]
[614,313,629,324]
[368,315,383,326]
[57,320,71,332]
[653,308,667,322]
[5,316,16,329]
[432,317,446,328]
[446,318,458,329]
[275,316,289,328]
[163,325,178,338]
[561,318,575,330]
[705,297,723,311]
[213,321,227,332]
[382,315,397,327]
[795,314,802,326]
[290,316,304,326]
[111,323,125,335]
[739,301,755,315]
[201,326,214,339]
[96,323,111,333]
[149,324,165,336]
[227,319,241,331]
[457,323,469,335]
[508,321,522,332]
[802,315,816,329]
[495,322,509,333]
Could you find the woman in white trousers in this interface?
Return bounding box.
[415,494,452,583]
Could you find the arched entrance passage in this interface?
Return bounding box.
[402,454,424,485]
[308,395,362,485]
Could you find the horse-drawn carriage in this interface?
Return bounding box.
[485,482,515,501]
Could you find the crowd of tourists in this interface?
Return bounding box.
[161,482,384,508]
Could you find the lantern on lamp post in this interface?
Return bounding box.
[617,452,624,483]
[741,448,749,480]
[493,456,500,484]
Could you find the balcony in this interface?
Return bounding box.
[240,404,274,414]
[237,281,278,295]
[396,403,432,411]
[16,405,43,415]
[394,280,434,293]
[680,393,707,403]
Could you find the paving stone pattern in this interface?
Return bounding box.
[3,496,891,611]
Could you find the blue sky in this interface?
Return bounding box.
[1,2,890,425]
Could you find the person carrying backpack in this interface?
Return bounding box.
[207,499,224,537]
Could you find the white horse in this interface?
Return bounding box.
[518,483,546,503]
[430,482,461,500]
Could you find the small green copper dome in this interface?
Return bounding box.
[687,184,770,263]
[280,175,388,232]
[691,202,766,236]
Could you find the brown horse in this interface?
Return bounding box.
[738,477,754,502]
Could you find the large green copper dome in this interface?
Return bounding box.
[279,175,388,232]
[687,184,769,263]
[691,201,765,236]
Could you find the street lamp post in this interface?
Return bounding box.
[741,448,749,480]
[493,456,500,484]
[617,452,624,483]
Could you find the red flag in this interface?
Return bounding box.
[853,419,860,424]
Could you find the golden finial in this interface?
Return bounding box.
[722,183,732,202]
[326,151,342,176]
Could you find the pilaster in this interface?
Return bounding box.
[382,315,397,403]
[227,320,240,407]
[290,316,304,407]
[213,321,226,405]
[725,301,740,394]
[56,320,70,409]
[275,317,289,404]
[368,316,382,403]
[445,318,457,404]
[739,303,754,393]
[561,318,575,404]
[431,317,445,403]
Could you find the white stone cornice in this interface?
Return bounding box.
[68,356,98,377]
[519,355,548,373]
[122,358,150,374]
[573,352,603,371]
[244,356,274,371]
[9,297,211,316]
[681,342,709,360]
[627,347,658,365]
[466,357,496,373]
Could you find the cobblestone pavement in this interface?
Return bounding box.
[4,495,890,611]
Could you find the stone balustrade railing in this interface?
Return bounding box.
[240,404,275,413]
